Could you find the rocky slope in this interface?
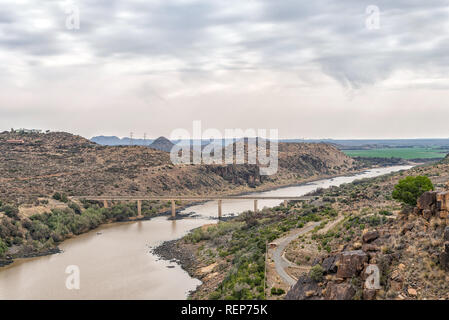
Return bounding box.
[282,162,449,300]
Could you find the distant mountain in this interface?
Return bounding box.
[149,136,174,152]
[91,135,154,146]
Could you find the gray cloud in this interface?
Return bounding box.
[1,0,449,138]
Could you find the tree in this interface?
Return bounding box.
[392,176,434,206]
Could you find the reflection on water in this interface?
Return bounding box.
[0,165,411,300]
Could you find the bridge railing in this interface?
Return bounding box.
[70,196,314,218]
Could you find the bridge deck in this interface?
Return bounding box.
[72,196,315,201]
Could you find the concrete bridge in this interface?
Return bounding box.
[71,196,314,219]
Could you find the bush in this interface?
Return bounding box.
[2,205,19,219]
[52,192,62,201]
[270,287,285,296]
[309,264,324,282]
[392,176,434,206]
[0,239,7,257]
[68,202,82,215]
[53,192,68,203]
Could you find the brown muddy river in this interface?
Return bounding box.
[0,165,412,299]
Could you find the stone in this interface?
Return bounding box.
[362,230,379,243]
[444,227,449,242]
[362,244,378,252]
[321,255,338,274]
[363,289,377,300]
[401,223,414,235]
[440,211,449,219]
[391,280,403,291]
[324,282,356,300]
[336,250,368,278]
[417,191,438,213]
[408,288,418,296]
[436,192,449,212]
[390,270,400,280]
[423,209,432,220]
[353,242,362,250]
[440,251,449,271]
[284,275,321,300]
[305,290,315,297]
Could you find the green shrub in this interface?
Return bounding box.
[52,192,62,201]
[392,176,434,206]
[68,202,82,215]
[309,264,324,282]
[2,205,19,219]
[0,239,7,257]
[270,287,285,295]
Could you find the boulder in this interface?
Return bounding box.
[436,192,449,211]
[417,191,438,214]
[362,244,378,252]
[407,288,418,297]
[440,252,449,271]
[324,282,356,300]
[336,250,368,278]
[285,275,321,300]
[321,255,338,274]
[440,244,449,271]
[390,280,403,291]
[401,223,414,235]
[362,230,379,243]
[423,209,432,220]
[444,227,449,242]
[363,289,377,300]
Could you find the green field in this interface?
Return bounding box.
[343,147,447,160]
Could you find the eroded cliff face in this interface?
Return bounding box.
[0,132,358,204]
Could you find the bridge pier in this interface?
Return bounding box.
[137,200,142,218]
[218,200,222,219]
[103,200,109,208]
[284,200,288,208]
[254,200,258,213]
[171,200,176,218]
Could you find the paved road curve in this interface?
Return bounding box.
[272,222,321,286]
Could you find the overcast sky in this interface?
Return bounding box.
[1,0,449,139]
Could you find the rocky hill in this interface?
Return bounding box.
[149,136,175,152]
[0,131,358,205]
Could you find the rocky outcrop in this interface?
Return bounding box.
[440,243,449,271]
[416,191,449,219]
[324,282,356,300]
[336,250,368,278]
[202,164,264,187]
[321,255,338,274]
[362,230,379,243]
[284,275,321,300]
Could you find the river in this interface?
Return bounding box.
[0,165,412,300]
